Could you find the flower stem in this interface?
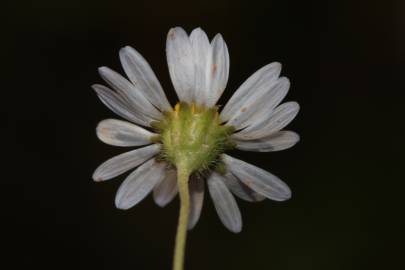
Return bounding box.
[173,166,190,270]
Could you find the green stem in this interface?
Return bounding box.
[173,166,190,270]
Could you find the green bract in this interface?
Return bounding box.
[152,102,235,174]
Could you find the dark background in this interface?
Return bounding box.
[5,0,404,269]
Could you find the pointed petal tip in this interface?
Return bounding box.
[98,66,110,75]
[290,101,300,110]
[279,76,290,84]
[91,84,100,91]
[92,172,104,182]
[153,193,175,208]
[295,132,301,142]
[119,45,135,56]
[214,32,223,39]
[168,27,185,37]
[226,217,243,233]
[187,222,199,231]
[211,33,224,46]
[191,27,205,34]
[153,191,170,208]
[121,45,132,51]
[114,188,132,210]
[119,46,128,55]
[98,66,117,79]
[171,26,184,30]
[92,84,112,96]
[278,191,292,201]
[167,28,175,35]
[224,218,242,234]
[230,224,242,233]
[114,198,129,210]
[272,185,292,201]
[155,201,166,208]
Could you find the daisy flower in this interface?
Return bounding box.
[92,27,299,270]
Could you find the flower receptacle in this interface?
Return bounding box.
[153,102,235,175]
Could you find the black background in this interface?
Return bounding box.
[5,0,404,269]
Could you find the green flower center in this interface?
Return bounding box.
[152,102,235,174]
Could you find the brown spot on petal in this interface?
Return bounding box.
[245,178,253,187]
[168,30,175,40]
[241,107,247,112]
[211,64,217,77]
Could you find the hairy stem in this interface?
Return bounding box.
[173,166,190,270]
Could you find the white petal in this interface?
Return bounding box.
[205,34,230,107]
[119,46,172,112]
[188,175,205,230]
[223,154,291,201]
[223,173,266,202]
[233,102,300,140]
[98,67,162,120]
[115,159,166,210]
[92,144,160,182]
[92,84,149,126]
[207,172,242,233]
[189,28,212,104]
[166,27,195,103]
[96,119,156,147]
[226,77,290,130]
[234,131,300,152]
[220,62,281,122]
[153,168,178,207]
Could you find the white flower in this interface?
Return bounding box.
[93,27,299,233]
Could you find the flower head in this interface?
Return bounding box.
[93,27,299,233]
